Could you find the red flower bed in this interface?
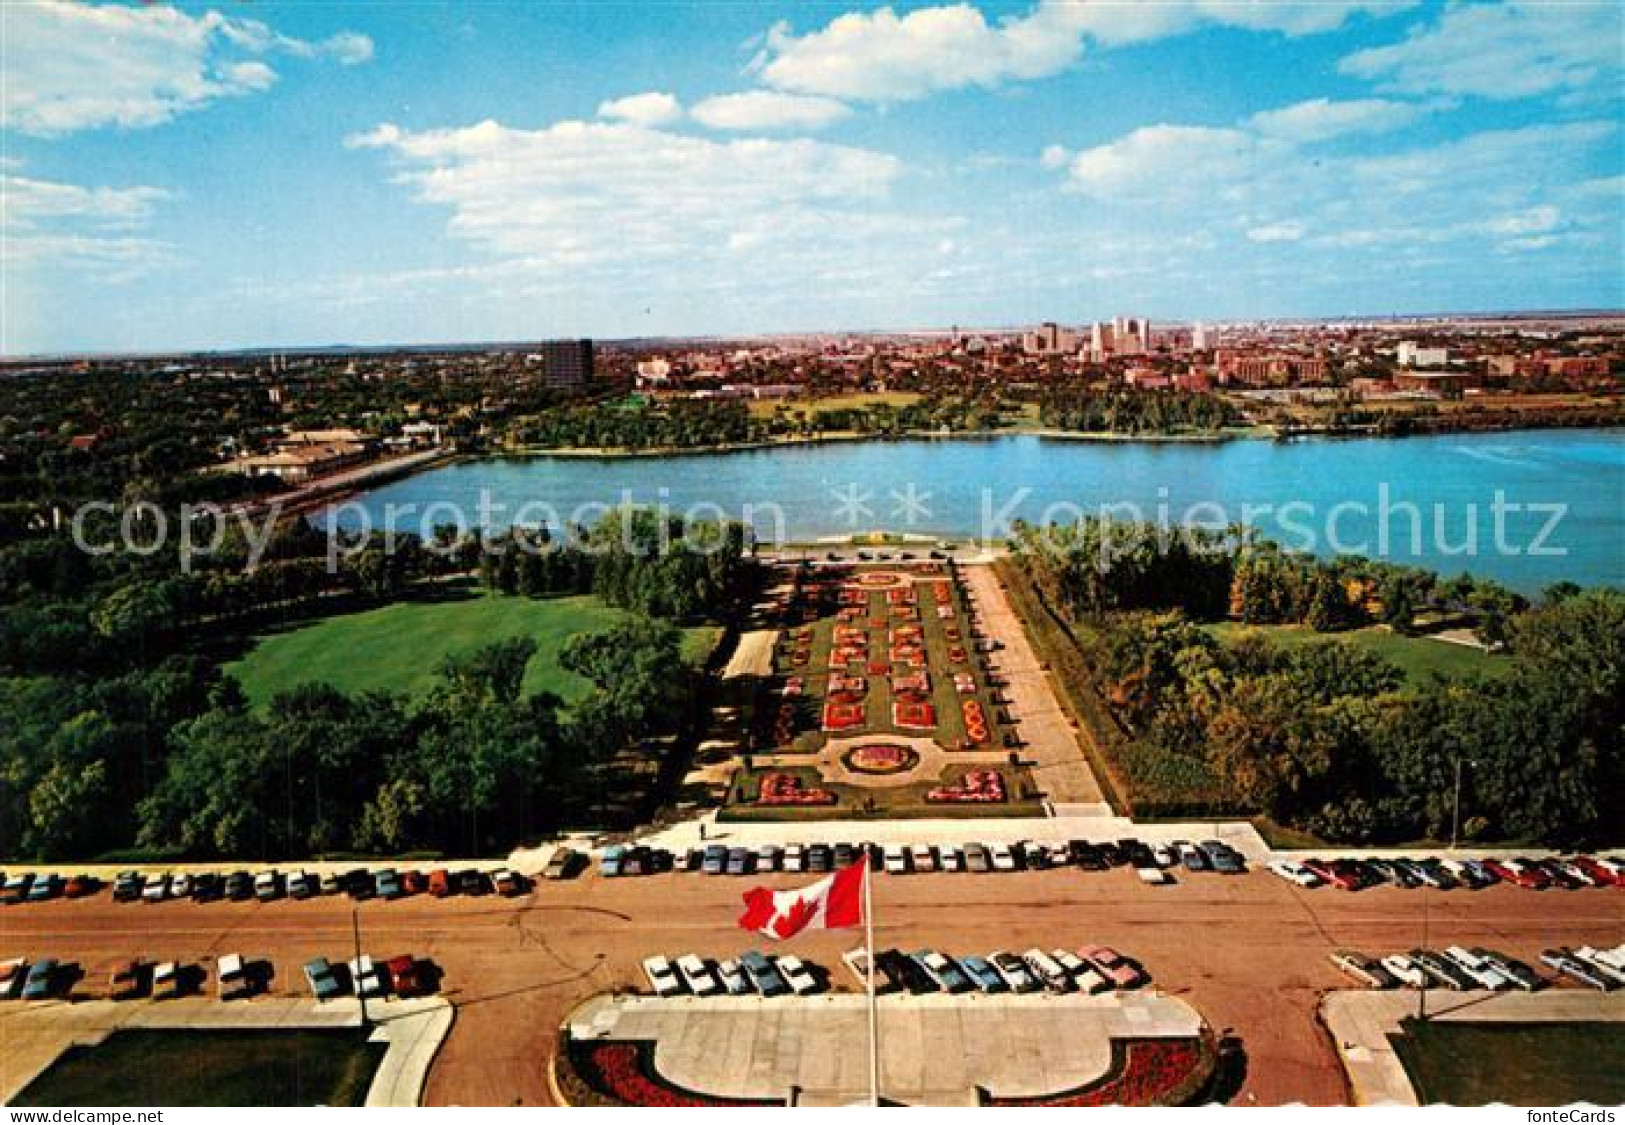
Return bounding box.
[927,768,1005,803]
[893,699,936,730]
[948,645,969,664]
[891,670,930,695]
[757,772,836,806]
[982,1038,1208,1106]
[567,1039,781,1107]
[842,743,920,775]
[822,699,866,732]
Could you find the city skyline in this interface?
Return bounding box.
[3,0,1623,355]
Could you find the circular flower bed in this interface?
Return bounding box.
[854,571,904,587]
[841,743,921,775]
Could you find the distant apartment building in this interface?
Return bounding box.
[1215,350,1325,387]
[1021,321,1080,356]
[1191,322,1210,351]
[1396,341,1450,369]
[537,339,594,387]
[1086,315,1151,361]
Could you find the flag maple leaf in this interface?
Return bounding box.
[771,894,819,940]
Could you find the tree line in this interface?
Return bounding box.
[1010,520,1621,846]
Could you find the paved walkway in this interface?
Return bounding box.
[960,564,1108,809]
[0,994,451,1107]
[1321,990,1625,1106]
[566,989,1202,1104]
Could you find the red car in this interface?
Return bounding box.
[400,870,427,896]
[385,955,432,998]
[62,875,96,899]
[1572,856,1622,887]
[427,869,451,897]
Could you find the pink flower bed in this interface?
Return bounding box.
[927,768,1006,803]
[757,772,836,806]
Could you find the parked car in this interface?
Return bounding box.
[963,843,992,873]
[287,872,318,900]
[167,873,192,899]
[254,870,283,902]
[304,957,344,1002]
[701,845,728,875]
[1540,949,1617,991]
[1053,949,1108,994]
[938,846,964,872]
[62,874,97,900]
[910,845,938,874]
[716,959,752,995]
[725,848,753,876]
[1080,945,1146,990]
[1268,860,1321,888]
[988,949,1040,994]
[776,955,820,995]
[217,953,254,1000]
[1022,949,1072,993]
[941,955,996,994]
[22,959,58,1001]
[373,869,403,900]
[782,844,805,873]
[642,955,682,996]
[493,869,527,897]
[349,954,387,998]
[599,846,627,878]
[1,872,34,905]
[913,950,972,993]
[883,845,909,875]
[1409,949,1471,990]
[542,848,580,881]
[676,954,721,996]
[1443,946,1510,990]
[1379,954,1427,989]
[0,957,26,1000]
[27,874,61,903]
[1330,950,1395,989]
[738,951,790,997]
[755,846,782,873]
[1200,841,1245,873]
[806,844,832,873]
[151,960,187,1000]
[387,954,433,998]
[225,871,254,901]
[1071,841,1107,871]
[112,872,143,903]
[989,844,1017,873]
[427,869,452,897]
[1476,949,1542,992]
[141,877,168,904]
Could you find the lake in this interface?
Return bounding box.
[328,430,1625,593]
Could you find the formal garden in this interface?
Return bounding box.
[721,564,1041,820]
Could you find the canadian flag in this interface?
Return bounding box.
[738,855,867,940]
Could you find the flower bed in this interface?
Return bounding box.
[855,571,903,587]
[560,1037,783,1107]
[828,674,867,696]
[981,1037,1213,1107]
[927,768,1005,803]
[822,699,866,732]
[962,698,990,744]
[947,645,969,664]
[893,698,937,730]
[756,772,836,806]
[841,743,921,775]
[890,670,930,695]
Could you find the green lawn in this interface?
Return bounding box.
[227,590,721,708]
[13,1029,385,1107]
[1202,622,1507,686]
[1390,1019,1625,1106]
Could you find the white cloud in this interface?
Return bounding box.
[692,91,851,132]
[1050,110,1619,267]
[347,117,914,274]
[1039,143,1070,169]
[596,91,683,127]
[754,1,1409,102]
[0,1,373,136]
[1247,97,1423,143]
[1,172,175,278]
[1340,1,1623,99]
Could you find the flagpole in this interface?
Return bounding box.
[864,855,879,1107]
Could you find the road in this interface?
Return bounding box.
[3,868,1618,1106]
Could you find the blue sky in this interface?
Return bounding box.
[2,1,1622,354]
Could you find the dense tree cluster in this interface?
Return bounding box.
[479,509,750,619]
[1038,387,1239,434]
[1010,520,1620,846]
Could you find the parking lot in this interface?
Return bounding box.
[3,859,1619,1106]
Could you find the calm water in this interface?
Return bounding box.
[330,431,1625,593]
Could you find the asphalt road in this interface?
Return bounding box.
[2,868,1619,1106]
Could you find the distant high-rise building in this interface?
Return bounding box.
[541,339,594,387]
[1192,322,1209,351]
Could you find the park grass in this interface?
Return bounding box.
[226,590,722,709]
[1389,1019,1625,1106]
[744,390,924,420]
[12,1029,385,1107]
[1201,621,1507,686]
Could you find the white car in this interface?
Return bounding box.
[168,873,192,898]
[1267,860,1322,888]
[1151,844,1176,868]
[1444,947,1510,990]
[842,948,878,991]
[1136,866,1173,885]
[989,844,1017,872]
[782,845,805,873]
[642,956,683,997]
[775,955,819,996]
[141,878,168,903]
[1052,950,1108,995]
[938,846,964,872]
[755,846,780,873]
[348,954,387,998]
[1022,949,1071,993]
[675,954,721,996]
[716,959,751,995]
[910,845,938,873]
[883,845,909,875]
[1380,954,1427,989]
[1574,947,1625,987]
